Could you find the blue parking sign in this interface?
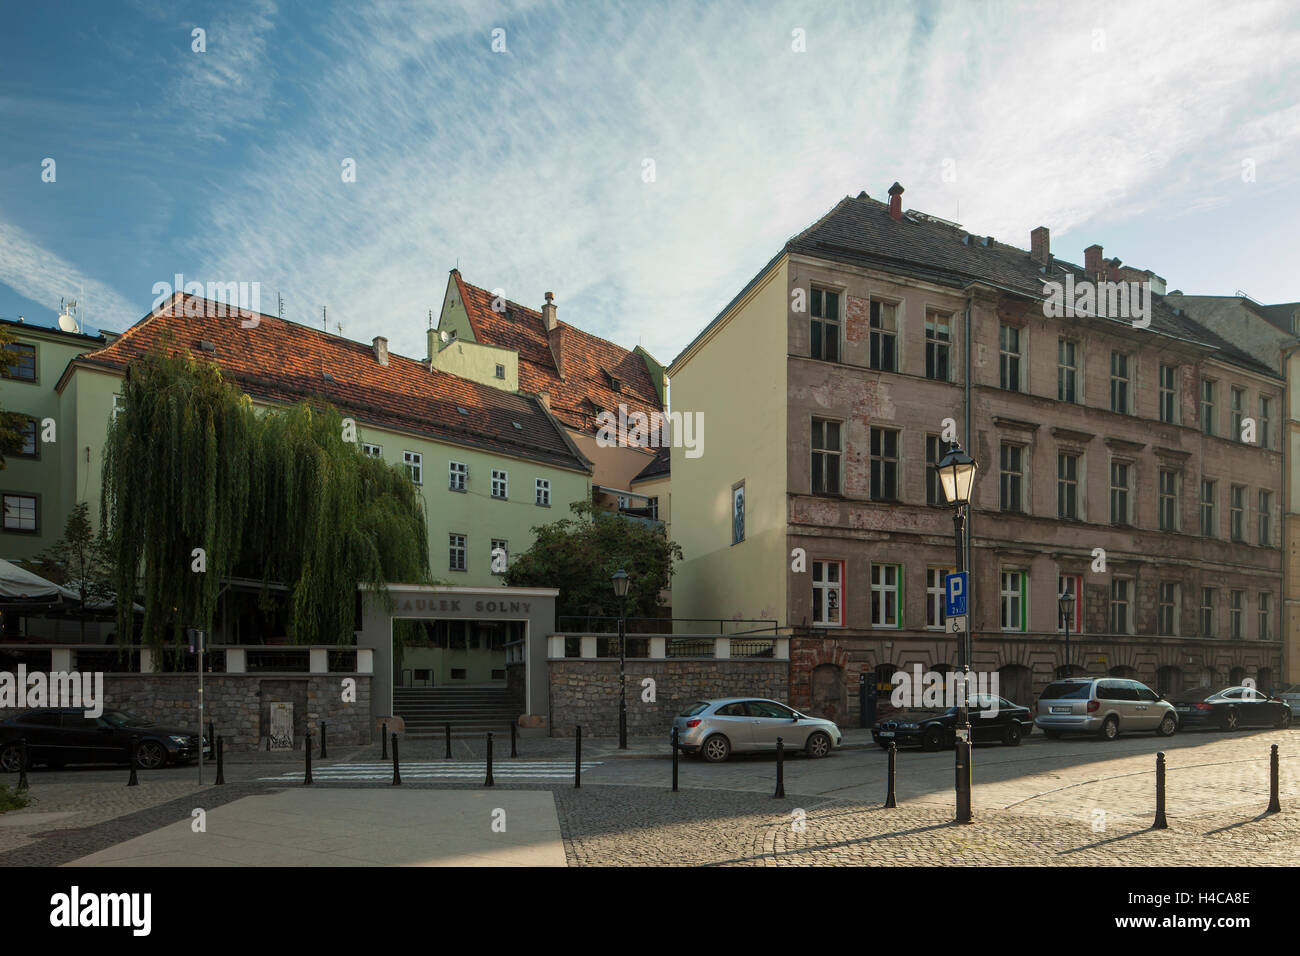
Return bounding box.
[945,572,968,617]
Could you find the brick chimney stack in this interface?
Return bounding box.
[1084,244,1104,280]
[542,291,557,331]
[887,182,904,221]
[544,292,565,378]
[372,336,389,366]
[1030,226,1050,265]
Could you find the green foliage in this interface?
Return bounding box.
[503,500,681,619]
[0,324,29,468]
[29,502,116,639]
[101,346,431,649]
[0,784,29,813]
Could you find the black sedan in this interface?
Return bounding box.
[1169,686,1292,731]
[0,708,208,771]
[873,695,1033,750]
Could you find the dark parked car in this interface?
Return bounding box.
[1169,686,1293,731]
[0,708,208,771]
[872,695,1033,750]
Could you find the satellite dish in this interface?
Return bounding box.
[57,297,80,333]
[58,312,80,333]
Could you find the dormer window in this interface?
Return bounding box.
[495,364,505,379]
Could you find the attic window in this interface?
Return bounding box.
[457,406,469,416]
[495,364,505,379]
[512,422,523,430]
[199,340,216,352]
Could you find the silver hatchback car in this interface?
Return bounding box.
[1035,677,1178,740]
[672,698,842,762]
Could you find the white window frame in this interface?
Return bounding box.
[491,469,508,500]
[1110,578,1132,634]
[535,478,551,506]
[812,560,844,627]
[1000,570,1026,632]
[927,567,954,631]
[449,533,466,572]
[404,450,423,485]
[870,564,901,629]
[1057,573,1083,633]
[449,461,467,490]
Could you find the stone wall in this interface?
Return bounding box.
[0,674,371,751]
[547,660,787,737]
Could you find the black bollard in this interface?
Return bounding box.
[445,722,452,759]
[381,722,388,760]
[391,733,401,786]
[1152,751,1168,829]
[671,726,679,793]
[885,742,898,808]
[858,673,868,728]
[304,731,313,785]
[1268,744,1281,814]
[575,725,582,789]
[215,736,225,785]
[774,737,785,798]
[510,720,518,759]
[17,737,29,792]
[485,732,495,787]
[128,735,139,787]
[207,721,215,762]
[319,721,327,760]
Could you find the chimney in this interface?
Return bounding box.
[1030,226,1050,265]
[887,182,904,221]
[372,336,389,366]
[542,291,558,331]
[544,292,565,378]
[1084,244,1103,280]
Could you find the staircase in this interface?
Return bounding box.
[393,686,518,736]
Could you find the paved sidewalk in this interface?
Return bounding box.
[66,789,565,867]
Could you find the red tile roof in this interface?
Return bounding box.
[452,271,664,435]
[71,294,590,471]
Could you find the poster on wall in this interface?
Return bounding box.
[268,701,294,751]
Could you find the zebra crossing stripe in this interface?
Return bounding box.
[258,760,601,781]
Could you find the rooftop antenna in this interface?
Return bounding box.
[278,293,284,321]
[57,297,80,334]
[322,306,327,331]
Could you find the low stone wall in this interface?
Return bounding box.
[0,674,372,751]
[547,660,788,737]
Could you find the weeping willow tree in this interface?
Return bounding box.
[102,347,431,650]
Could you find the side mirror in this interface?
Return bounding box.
[791,715,799,722]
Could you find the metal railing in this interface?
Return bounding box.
[0,643,370,675]
[557,616,778,635]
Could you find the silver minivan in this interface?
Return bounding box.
[1035,677,1177,740]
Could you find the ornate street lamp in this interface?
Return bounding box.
[612,568,630,749]
[936,442,978,824]
[1058,589,1076,679]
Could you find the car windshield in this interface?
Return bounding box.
[1039,682,1091,700]
[101,711,152,728]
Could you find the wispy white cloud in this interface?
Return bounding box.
[165,0,1300,364]
[0,220,140,330]
[168,0,279,142]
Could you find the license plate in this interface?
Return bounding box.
[878,731,894,737]
[1176,705,1190,712]
[1050,706,1070,714]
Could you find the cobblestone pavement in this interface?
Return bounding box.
[552,787,1300,866]
[0,727,1294,866]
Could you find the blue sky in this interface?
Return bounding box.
[1,0,1298,365]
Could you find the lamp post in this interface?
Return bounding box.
[936,442,978,825]
[1058,589,1076,679]
[612,568,630,749]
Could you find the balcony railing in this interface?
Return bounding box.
[547,632,788,661]
[0,644,373,675]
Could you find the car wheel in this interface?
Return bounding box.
[805,731,832,758]
[1277,710,1292,730]
[1222,709,1240,732]
[1002,723,1023,746]
[1043,729,1061,740]
[921,726,945,752]
[1098,716,1119,741]
[135,740,166,770]
[701,735,731,763]
[0,744,22,773]
[1157,713,1177,737]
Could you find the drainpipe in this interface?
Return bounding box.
[964,297,973,665]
